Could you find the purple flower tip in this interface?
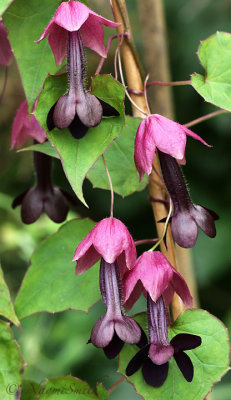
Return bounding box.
[12,151,73,224]
[90,260,147,359]
[158,151,218,248]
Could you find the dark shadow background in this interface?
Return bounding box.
[0,0,230,398]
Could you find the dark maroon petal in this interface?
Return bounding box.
[60,189,80,206]
[98,98,120,117]
[21,188,43,224]
[174,351,194,382]
[103,332,124,359]
[137,326,148,348]
[142,359,169,387]
[44,187,69,223]
[12,189,29,208]
[126,345,149,376]
[68,114,89,139]
[47,103,57,131]
[192,205,217,238]
[171,333,201,352]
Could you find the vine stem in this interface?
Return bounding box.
[184,109,227,128]
[107,377,126,393]
[102,154,114,218]
[111,0,186,320]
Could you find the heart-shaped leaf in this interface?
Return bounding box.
[119,309,230,400]
[191,31,231,111]
[35,74,125,206]
[15,219,101,320]
[3,0,60,110]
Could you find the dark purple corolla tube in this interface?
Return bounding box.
[158,151,218,248]
[47,31,118,139]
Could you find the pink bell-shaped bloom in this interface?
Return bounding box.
[11,100,46,149]
[73,217,136,277]
[134,114,210,181]
[0,21,12,66]
[36,1,119,65]
[123,251,192,311]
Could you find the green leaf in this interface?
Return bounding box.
[19,141,59,159]
[191,31,231,111]
[21,380,43,400]
[35,74,125,206]
[0,321,24,400]
[88,116,148,197]
[119,309,230,400]
[37,376,97,400]
[96,383,109,400]
[0,0,13,16]
[0,265,20,327]
[3,0,60,111]
[15,219,101,320]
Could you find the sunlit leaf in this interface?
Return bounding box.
[0,265,19,327]
[192,31,231,111]
[3,0,60,110]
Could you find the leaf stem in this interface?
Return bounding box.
[184,109,228,128]
[102,154,114,218]
[135,238,159,246]
[107,377,126,393]
[147,79,191,87]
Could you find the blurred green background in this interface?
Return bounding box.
[0,0,230,398]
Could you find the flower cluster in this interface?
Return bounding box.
[73,218,201,387]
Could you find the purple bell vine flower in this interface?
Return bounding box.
[12,149,75,224]
[0,21,12,67]
[126,295,201,387]
[36,1,119,139]
[73,217,137,277]
[73,217,146,358]
[134,113,210,181]
[158,151,218,248]
[123,251,201,387]
[90,259,147,359]
[11,99,46,149]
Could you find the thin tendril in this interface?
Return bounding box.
[117,49,149,117]
[102,154,114,217]
[148,198,173,252]
[144,74,151,115]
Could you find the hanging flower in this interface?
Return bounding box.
[73,217,136,277]
[11,100,46,149]
[36,1,119,139]
[126,295,201,387]
[36,0,119,65]
[158,151,218,248]
[12,150,75,224]
[134,114,210,181]
[0,21,12,67]
[89,259,147,359]
[123,251,201,387]
[123,251,193,311]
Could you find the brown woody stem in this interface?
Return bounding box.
[112,0,187,320]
